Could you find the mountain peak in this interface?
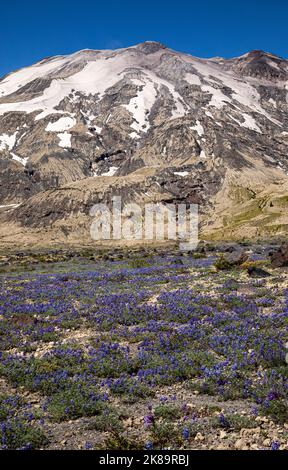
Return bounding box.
[134,41,168,54]
[229,48,288,79]
[246,49,283,59]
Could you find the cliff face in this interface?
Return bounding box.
[0,42,288,245]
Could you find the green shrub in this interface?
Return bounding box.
[211,413,256,431]
[47,386,105,422]
[214,255,232,271]
[154,404,182,420]
[261,400,288,424]
[0,419,48,450]
[87,409,125,433]
[129,258,150,269]
[151,421,179,447]
[192,252,207,259]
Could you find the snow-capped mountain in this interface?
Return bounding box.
[0,42,288,244]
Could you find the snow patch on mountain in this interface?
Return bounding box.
[124,71,186,134]
[192,60,281,126]
[123,77,158,134]
[100,166,119,176]
[0,53,136,119]
[0,132,18,151]
[174,171,189,177]
[230,113,262,133]
[185,73,202,86]
[129,131,140,139]
[11,152,28,166]
[46,116,76,132]
[202,84,231,109]
[0,204,20,209]
[268,98,277,107]
[0,56,69,98]
[57,132,72,148]
[190,121,204,136]
[241,113,262,133]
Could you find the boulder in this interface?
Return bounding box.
[270,243,288,268]
[224,248,249,266]
[247,266,271,278]
[217,243,238,253]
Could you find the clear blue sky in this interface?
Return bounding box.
[0,0,287,77]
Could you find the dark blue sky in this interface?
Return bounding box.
[0,0,287,77]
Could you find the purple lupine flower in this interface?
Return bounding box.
[251,406,259,416]
[267,392,279,401]
[145,441,154,450]
[219,413,230,428]
[183,428,190,440]
[85,442,93,450]
[144,414,155,427]
[271,441,280,451]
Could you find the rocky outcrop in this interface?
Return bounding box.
[223,248,249,266]
[247,266,271,277]
[270,243,288,268]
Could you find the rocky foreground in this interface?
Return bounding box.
[0,243,287,450]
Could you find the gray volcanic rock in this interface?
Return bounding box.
[270,243,288,268]
[0,41,288,243]
[247,266,271,278]
[223,248,249,266]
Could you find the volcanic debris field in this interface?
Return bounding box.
[0,246,287,450]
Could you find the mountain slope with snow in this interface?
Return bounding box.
[0,42,288,244]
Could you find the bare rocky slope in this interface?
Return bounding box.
[0,42,288,246]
